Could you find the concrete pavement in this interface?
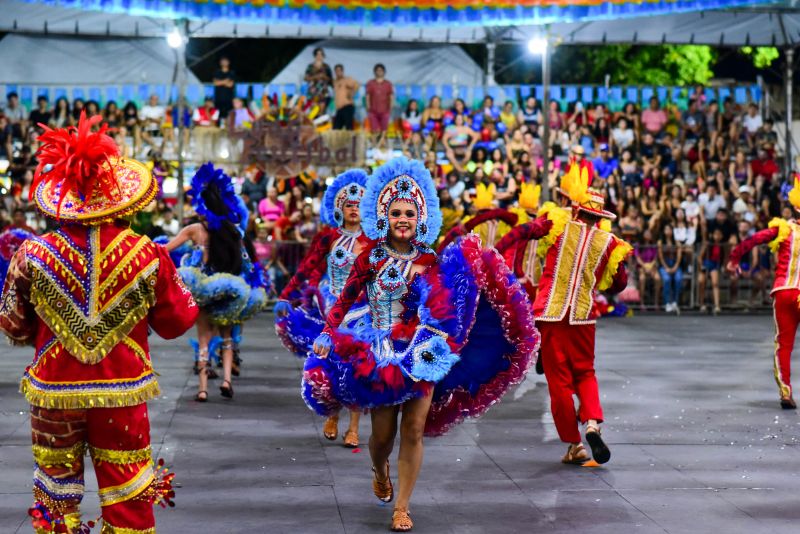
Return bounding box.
[2,314,800,533]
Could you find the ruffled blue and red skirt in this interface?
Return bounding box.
[302,235,540,436]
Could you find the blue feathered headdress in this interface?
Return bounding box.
[188,163,242,231]
[361,157,441,246]
[321,168,368,227]
[234,195,250,235]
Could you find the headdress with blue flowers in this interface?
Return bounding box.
[361,157,442,247]
[321,168,368,228]
[188,163,243,231]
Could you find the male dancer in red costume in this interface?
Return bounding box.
[727,176,800,409]
[533,165,631,465]
[0,113,198,533]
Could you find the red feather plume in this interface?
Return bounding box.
[32,111,120,217]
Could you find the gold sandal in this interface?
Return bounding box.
[343,429,359,448]
[323,415,339,441]
[372,461,393,503]
[391,508,413,532]
[561,443,590,465]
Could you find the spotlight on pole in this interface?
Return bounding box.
[527,37,548,56]
[167,27,184,49]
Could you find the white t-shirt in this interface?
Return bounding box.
[673,225,697,247]
[140,105,165,129]
[742,113,763,134]
[612,127,635,150]
[698,193,726,220]
[681,199,700,220]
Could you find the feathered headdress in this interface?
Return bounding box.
[473,183,495,210]
[788,174,800,211]
[518,183,541,211]
[188,163,243,231]
[31,111,155,224]
[361,157,441,247]
[321,168,368,227]
[561,162,615,220]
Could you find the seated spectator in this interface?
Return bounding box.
[742,102,763,152]
[611,117,635,155]
[681,191,701,228]
[698,183,725,222]
[443,113,478,173]
[155,207,180,237]
[403,130,428,160]
[506,128,527,162]
[401,99,423,138]
[4,92,27,140]
[639,132,662,175]
[421,96,446,138]
[658,224,684,313]
[757,118,778,155]
[0,114,12,160]
[517,96,540,130]
[617,101,641,135]
[547,100,564,133]
[705,99,720,146]
[593,117,611,147]
[122,101,141,152]
[28,96,52,133]
[719,97,741,143]
[85,100,101,120]
[227,97,255,131]
[729,149,752,187]
[193,97,220,127]
[751,148,779,183]
[673,207,698,251]
[140,94,166,148]
[680,98,705,144]
[499,100,519,132]
[451,97,469,118]
[102,100,121,130]
[294,204,319,243]
[259,187,286,225]
[72,98,86,123]
[686,137,710,180]
[732,184,757,223]
[8,207,37,234]
[618,204,644,243]
[52,97,71,128]
[641,96,668,137]
[619,149,642,193]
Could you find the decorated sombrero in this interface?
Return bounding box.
[32,111,156,225]
[560,161,615,220]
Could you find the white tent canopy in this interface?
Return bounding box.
[0,34,201,85]
[2,0,800,46]
[270,40,483,87]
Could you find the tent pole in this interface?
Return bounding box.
[786,46,794,180]
[541,40,551,202]
[176,20,188,224]
[485,41,497,87]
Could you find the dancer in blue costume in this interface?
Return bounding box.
[166,163,268,402]
[306,157,539,532]
[275,168,371,447]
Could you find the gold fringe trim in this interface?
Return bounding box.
[98,461,154,506]
[598,240,634,292]
[32,442,86,467]
[768,217,791,253]
[537,205,570,258]
[21,377,161,410]
[100,522,156,534]
[89,445,151,466]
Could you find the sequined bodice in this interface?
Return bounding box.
[327,230,361,297]
[367,246,419,330]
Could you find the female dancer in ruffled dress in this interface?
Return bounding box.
[275,169,371,447]
[306,157,539,531]
[167,163,267,401]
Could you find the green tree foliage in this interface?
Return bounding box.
[740,46,780,69]
[568,44,716,86]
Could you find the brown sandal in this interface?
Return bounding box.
[372,461,393,503]
[561,443,590,465]
[343,430,359,448]
[323,415,339,441]
[391,508,413,532]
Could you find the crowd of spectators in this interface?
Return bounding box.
[0,48,790,312]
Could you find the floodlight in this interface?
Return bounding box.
[527,37,548,56]
[167,28,183,49]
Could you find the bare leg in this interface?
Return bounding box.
[395,389,434,512]
[347,410,360,434]
[711,270,721,312]
[369,405,400,479]
[698,271,707,310]
[196,312,214,399]
[219,325,234,398]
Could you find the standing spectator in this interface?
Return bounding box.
[365,63,394,143]
[4,92,27,140]
[140,94,165,149]
[658,224,684,313]
[641,97,668,137]
[635,229,661,310]
[697,227,725,314]
[332,64,359,130]
[28,96,52,133]
[213,55,236,122]
[258,187,286,225]
[304,47,333,108]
